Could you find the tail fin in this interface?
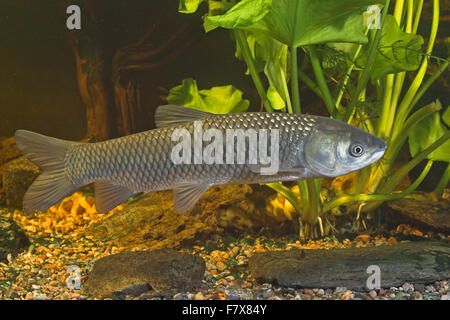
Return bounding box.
[14,130,81,214]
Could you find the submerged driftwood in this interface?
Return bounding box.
[85,184,290,250]
[249,241,450,290]
[385,198,450,233]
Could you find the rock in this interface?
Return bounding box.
[2,157,39,208]
[194,292,204,300]
[85,185,288,250]
[0,137,21,191]
[81,249,205,297]
[0,214,30,263]
[369,290,377,298]
[174,293,190,300]
[249,242,450,290]
[334,287,347,294]
[441,295,450,300]
[423,292,441,300]
[225,288,253,300]
[402,282,413,293]
[414,283,425,292]
[425,285,436,293]
[385,198,450,233]
[394,292,410,300]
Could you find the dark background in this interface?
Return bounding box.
[0,0,256,140]
[0,0,448,142]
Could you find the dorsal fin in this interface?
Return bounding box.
[155,105,213,128]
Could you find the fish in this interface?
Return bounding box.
[14,105,387,214]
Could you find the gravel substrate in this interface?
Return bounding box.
[0,197,449,300]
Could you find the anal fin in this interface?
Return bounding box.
[172,182,212,213]
[95,180,135,213]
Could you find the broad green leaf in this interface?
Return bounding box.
[167,78,249,114]
[267,86,285,110]
[203,1,227,32]
[244,0,380,47]
[443,106,450,127]
[205,0,272,32]
[359,15,423,81]
[409,101,450,162]
[234,30,289,109]
[178,0,206,13]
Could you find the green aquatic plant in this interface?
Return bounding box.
[177,0,449,239]
[167,78,250,114]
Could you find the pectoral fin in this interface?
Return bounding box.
[172,182,212,213]
[95,180,136,213]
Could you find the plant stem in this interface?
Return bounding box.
[392,0,439,139]
[409,58,449,110]
[323,159,433,212]
[234,29,273,112]
[381,0,414,138]
[266,182,302,213]
[304,180,320,225]
[308,45,339,119]
[412,0,424,33]
[433,164,450,198]
[335,37,366,111]
[298,71,324,100]
[345,0,391,122]
[381,130,450,194]
[291,46,301,114]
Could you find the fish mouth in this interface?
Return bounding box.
[370,140,387,163]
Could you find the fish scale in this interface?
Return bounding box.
[15,104,386,214]
[65,112,312,192]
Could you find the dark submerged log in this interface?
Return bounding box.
[67,0,115,141]
[67,1,200,140]
[249,241,450,290]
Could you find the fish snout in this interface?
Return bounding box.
[378,139,387,151]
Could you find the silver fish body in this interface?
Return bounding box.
[15,105,386,214]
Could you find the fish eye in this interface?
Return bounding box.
[349,143,365,157]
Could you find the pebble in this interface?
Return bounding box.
[394,292,410,300]
[317,289,325,296]
[425,285,436,293]
[262,289,274,299]
[303,289,314,295]
[342,290,354,300]
[423,292,441,300]
[411,291,423,300]
[414,283,425,292]
[402,282,413,293]
[194,292,204,300]
[440,295,450,300]
[225,288,253,300]
[334,287,347,294]
[216,262,227,271]
[174,293,189,300]
[369,290,377,298]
